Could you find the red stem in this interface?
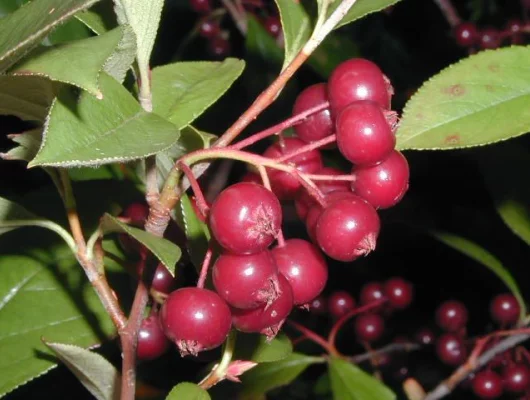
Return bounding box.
[197,247,213,289]
[305,174,355,182]
[177,161,210,217]
[287,320,337,355]
[275,135,336,163]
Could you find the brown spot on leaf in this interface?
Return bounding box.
[488,64,500,72]
[443,84,465,97]
[444,134,461,145]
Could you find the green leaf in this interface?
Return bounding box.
[274,0,311,70]
[0,0,101,72]
[102,25,136,82]
[246,15,283,68]
[76,2,117,35]
[28,73,180,168]
[328,357,395,400]
[334,0,403,29]
[100,214,181,275]
[397,46,530,150]
[12,26,132,97]
[0,0,29,17]
[241,353,322,396]
[0,251,116,397]
[431,231,526,318]
[152,58,245,129]
[234,333,292,363]
[45,18,92,45]
[166,382,211,400]
[476,145,530,246]
[0,75,55,121]
[44,342,120,400]
[0,128,42,162]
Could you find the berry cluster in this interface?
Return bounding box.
[453,19,528,50]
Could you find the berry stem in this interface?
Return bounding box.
[197,246,213,289]
[221,0,247,34]
[328,299,387,349]
[274,134,336,163]
[177,161,210,217]
[432,0,461,27]
[305,173,356,182]
[347,341,421,364]
[231,101,330,150]
[287,320,338,356]
[199,330,238,389]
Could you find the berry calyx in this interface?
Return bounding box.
[359,282,385,306]
[454,22,478,47]
[263,137,323,200]
[435,333,467,366]
[336,101,396,166]
[351,150,409,209]
[137,312,170,361]
[383,277,413,310]
[292,83,333,144]
[160,287,231,356]
[471,370,503,399]
[354,313,385,343]
[327,58,393,114]
[435,300,468,333]
[316,195,380,262]
[490,293,520,326]
[502,363,530,393]
[209,182,282,254]
[213,250,280,309]
[272,239,328,306]
[328,291,355,319]
[231,273,293,339]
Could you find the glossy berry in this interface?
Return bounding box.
[208,36,230,58]
[506,19,523,34]
[293,83,333,144]
[263,15,281,37]
[336,101,396,166]
[436,300,468,333]
[213,250,280,309]
[122,203,149,226]
[383,277,413,310]
[435,333,467,366]
[263,137,323,200]
[316,195,380,262]
[328,291,355,319]
[160,287,231,356]
[231,273,293,338]
[354,313,385,343]
[295,189,316,221]
[351,150,409,209]
[137,313,170,361]
[479,28,501,50]
[454,22,478,47]
[415,327,435,345]
[328,58,393,114]
[272,239,328,306]
[151,263,176,294]
[359,282,385,306]
[503,363,530,393]
[310,295,327,315]
[490,293,520,325]
[190,0,211,13]
[209,182,282,254]
[199,20,220,39]
[471,370,503,399]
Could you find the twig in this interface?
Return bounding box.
[348,342,421,364]
[145,156,159,207]
[287,320,337,355]
[432,0,461,28]
[221,0,247,34]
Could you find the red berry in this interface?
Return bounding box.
[241,172,262,184]
[359,282,385,305]
[160,287,231,356]
[122,203,149,226]
[328,58,393,114]
[208,36,230,58]
[199,20,220,39]
[490,293,520,325]
[151,263,176,295]
[354,313,385,343]
[213,250,280,309]
[292,83,333,144]
[506,19,523,34]
[351,150,409,209]
[263,15,281,37]
[328,291,355,319]
[383,277,413,310]
[435,333,467,366]
[316,195,380,262]
[263,137,323,200]
[310,295,327,315]
[479,28,501,49]
[272,239,328,306]
[471,370,503,399]
[435,300,468,333]
[190,0,211,13]
[294,189,316,221]
[231,273,293,338]
[414,328,435,345]
[454,22,478,47]
[336,101,396,166]
[137,313,170,361]
[503,363,530,393]
[209,182,282,254]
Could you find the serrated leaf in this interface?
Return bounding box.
[101,214,181,275]
[28,73,180,168]
[102,24,136,82]
[328,357,395,400]
[76,2,117,35]
[334,0,403,29]
[44,342,120,400]
[0,129,41,162]
[0,0,101,72]
[0,251,116,397]
[234,333,292,363]
[0,75,55,121]
[274,0,311,70]
[166,382,211,400]
[431,231,526,318]
[12,26,131,97]
[242,353,322,396]
[476,145,530,246]
[152,58,245,129]
[397,46,530,150]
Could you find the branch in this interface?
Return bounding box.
[432,0,461,28]
[348,342,421,364]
